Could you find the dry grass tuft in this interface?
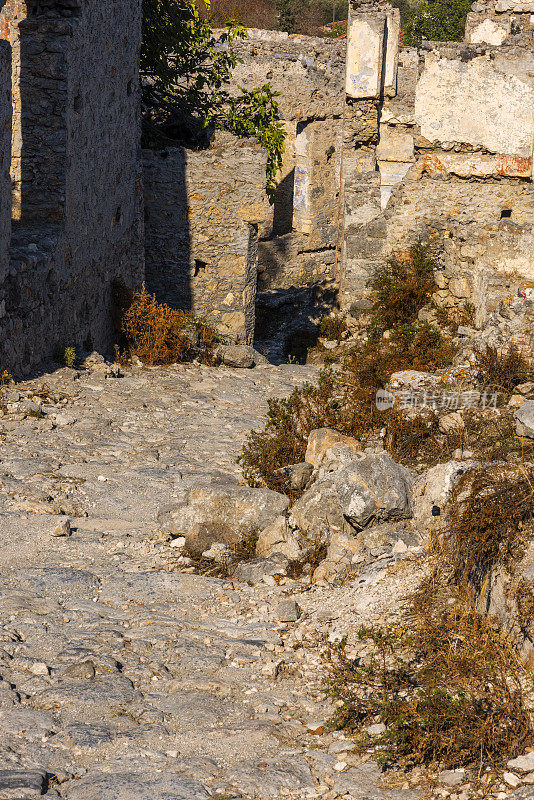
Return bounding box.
[476,344,532,395]
[444,463,534,589]
[326,595,533,769]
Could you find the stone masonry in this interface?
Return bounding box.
[340,0,534,323]
[227,30,347,291]
[0,0,143,377]
[144,133,269,344]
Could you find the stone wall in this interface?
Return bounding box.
[339,0,534,325]
[222,30,346,290]
[144,133,269,345]
[0,39,11,287]
[0,0,144,375]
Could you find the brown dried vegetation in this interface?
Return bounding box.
[116,284,218,366]
[475,343,532,395]
[326,465,534,770]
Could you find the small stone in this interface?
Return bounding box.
[30,661,50,676]
[217,344,255,369]
[438,769,466,787]
[515,401,534,439]
[328,740,357,754]
[333,762,348,772]
[508,753,534,773]
[170,536,186,548]
[439,412,465,434]
[306,721,325,735]
[365,722,386,736]
[202,542,234,563]
[62,661,96,680]
[51,517,71,537]
[522,772,534,784]
[502,772,521,788]
[276,599,301,622]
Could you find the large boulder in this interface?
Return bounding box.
[412,460,479,535]
[515,400,534,439]
[158,483,289,557]
[290,453,414,538]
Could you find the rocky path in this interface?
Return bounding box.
[0,360,460,800]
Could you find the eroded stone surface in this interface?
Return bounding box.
[0,361,424,800]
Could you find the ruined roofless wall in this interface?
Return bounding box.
[221,30,347,291]
[0,0,144,375]
[143,133,269,345]
[340,0,534,326]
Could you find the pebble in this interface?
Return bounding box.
[276,599,302,622]
[51,517,72,537]
[503,772,521,788]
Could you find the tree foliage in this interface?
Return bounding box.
[395,0,472,45]
[141,0,285,197]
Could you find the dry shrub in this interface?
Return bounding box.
[186,525,260,578]
[368,243,437,333]
[476,344,532,395]
[326,595,533,769]
[325,461,534,770]
[445,463,534,589]
[386,408,534,469]
[118,285,218,366]
[240,321,456,497]
[238,370,380,497]
[318,314,347,342]
[385,409,441,463]
[433,301,475,333]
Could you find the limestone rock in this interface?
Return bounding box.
[276,599,301,622]
[413,460,478,534]
[438,769,466,786]
[274,461,313,491]
[256,515,305,560]
[515,401,534,438]
[0,770,46,793]
[438,411,465,434]
[62,771,211,800]
[158,483,289,557]
[50,516,72,537]
[231,553,289,583]
[305,428,361,469]
[216,344,255,368]
[291,453,413,537]
[508,753,534,774]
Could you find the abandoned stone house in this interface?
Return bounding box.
[0,0,531,374]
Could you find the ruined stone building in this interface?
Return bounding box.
[0,0,530,372]
[142,2,532,350]
[0,0,143,375]
[340,0,533,328]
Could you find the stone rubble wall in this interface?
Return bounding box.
[143,133,269,345]
[0,0,144,376]
[340,0,534,325]
[222,30,347,290]
[0,41,11,289]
